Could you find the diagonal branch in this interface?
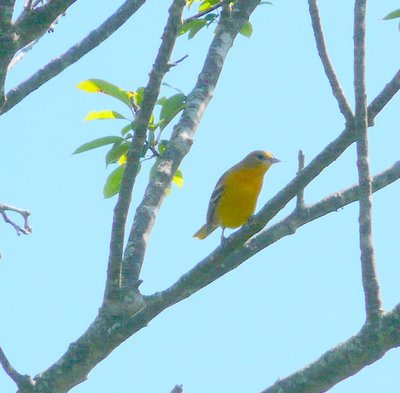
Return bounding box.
[354,0,383,321]
[148,161,400,310]
[119,0,262,294]
[14,0,77,49]
[259,306,400,393]
[368,68,400,124]
[0,345,34,390]
[1,0,147,115]
[103,0,186,306]
[308,0,354,124]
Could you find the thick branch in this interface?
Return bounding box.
[1,0,147,115]
[103,0,186,307]
[354,0,383,321]
[259,306,400,393]
[119,0,262,292]
[308,0,354,124]
[14,0,77,49]
[0,0,17,107]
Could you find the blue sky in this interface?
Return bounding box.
[1,1,400,392]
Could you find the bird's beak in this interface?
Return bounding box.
[271,157,281,164]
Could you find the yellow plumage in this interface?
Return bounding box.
[194,150,280,240]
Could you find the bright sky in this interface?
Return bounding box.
[1,1,400,392]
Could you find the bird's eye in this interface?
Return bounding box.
[256,154,265,160]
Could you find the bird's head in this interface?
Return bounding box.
[244,150,281,171]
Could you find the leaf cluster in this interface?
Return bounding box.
[179,0,271,39]
[74,79,186,198]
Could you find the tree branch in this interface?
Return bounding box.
[368,68,400,124]
[182,0,223,25]
[0,203,32,235]
[0,3,264,392]
[0,345,34,391]
[148,161,400,310]
[354,0,383,321]
[119,0,262,293]
[14,0,77,49]
[102,0,186,308]
[1,0,147,115]
[259,306,400,393]
[308,0,354,124]
[296,150,305,209]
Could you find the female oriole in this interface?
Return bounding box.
[193,150,280,240]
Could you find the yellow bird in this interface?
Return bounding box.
[193,150,280,240]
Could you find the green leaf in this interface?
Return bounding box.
[105,142,130,166]
[103,165,125,198]
[186,0,199,7]
[240,20,253,38]
[173,168,184,188]
[132,87,145,107]
[199,0,219,12]
[76,79,133,108]
[179,19,208,38]
[72,136,124,155]
[259,1,273,5]
[121,122,134,136]
[159,93,186,130]
[383,9,400,20]
[84,110,127,121]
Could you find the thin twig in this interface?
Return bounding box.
[8,39,39,70]
[169,54,189,68]
[0,203,32,235]
[0,345,34,389]
[182,1,224,25]
[308,0,354,124]
[296,150,305,209]
[1,0,147,115]
[368,68,400,125]
[354,0,383,321]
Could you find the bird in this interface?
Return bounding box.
[193,150,280,240]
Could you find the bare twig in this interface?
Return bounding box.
[1,0,148,115]
[296,150,305,209]
[169,54,189,68]
[308,0,354,124]
[0,345,34,390]
[183,1,224,25]
[354,0,383,321]
[8,39,39,70]
[0,203,32,235]
[368,68,400,125]
[103,0,186,306]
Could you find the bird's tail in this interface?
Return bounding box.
[193,224,217,240]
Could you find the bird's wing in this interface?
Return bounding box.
[206,173,226,229]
